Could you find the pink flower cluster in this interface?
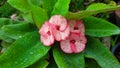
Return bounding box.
[39,15,87,53]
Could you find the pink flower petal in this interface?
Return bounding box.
[49,15,70,41]
[68,20,85,35]
[60,39,73,53]
[49,15,67,31]
[51,25,70,41]
[39,21,55,46]
[60,32,87,53]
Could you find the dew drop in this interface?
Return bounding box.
[30,52,34,55]
[19,36,22,38]
[23,58,28,62]
[21,63,24,65]
[15,61,18,64]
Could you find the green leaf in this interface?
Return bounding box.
[28,0,42,7]
[8,0,48,28]
[7,0,31,12]
[85,58,101,68]
[1,23,37,39]
[52,0,70,16]
[0,18,15,42]
[0,18,20,29]
[0,18,12,28]
[28,59,49,68]
[85,37,120,68]
[0,2,17,17]
[82,16,120,37]
[22,5,48,28]
[0,31,50,68]
[28,54,49,68]
[42,0,57,16]
[66,3,120,19]
[22,12,33,23]
[31,6,48,28]
[86,3,111,11]
[0,30,13,42]
[53,45,85,68]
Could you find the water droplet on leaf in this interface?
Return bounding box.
[30,52,34,54]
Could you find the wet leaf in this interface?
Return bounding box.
[83,17,120,37]
[53,45,85,68]
[85,37,120,68]
[52,0,70,16]
[1,23,36,39]
[66,3,120,19]
[0,31,50,68]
